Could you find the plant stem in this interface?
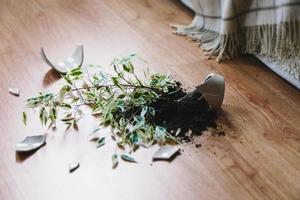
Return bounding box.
[73,84,87,104]
[72,84,162,93]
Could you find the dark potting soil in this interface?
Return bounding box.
[151,84,218,142]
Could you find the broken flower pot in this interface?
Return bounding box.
[152,145,180,161]
[179,73,225,110]
[40,45,84,74]
[9,87,20,96]
[16,135,46,153]
[69,162,80,173]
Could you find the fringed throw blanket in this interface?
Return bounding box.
[173,0,300,84]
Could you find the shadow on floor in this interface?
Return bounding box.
[15,144,46,163]
[43,68,61,87]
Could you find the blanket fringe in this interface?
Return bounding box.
[172,16,300,80]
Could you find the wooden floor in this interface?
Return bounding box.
[0,0,300,199]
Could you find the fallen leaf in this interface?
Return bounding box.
[112,154,119,169]
[22,112,27,126]
[96,137,105,148]
[121,154,136,163]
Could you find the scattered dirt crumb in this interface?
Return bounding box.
[210,124,226,137]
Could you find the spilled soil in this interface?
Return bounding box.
[151,83,220,142]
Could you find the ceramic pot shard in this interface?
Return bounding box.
[40,45,84,74]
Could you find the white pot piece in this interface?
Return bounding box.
[152,145,180,161]
[179,73,225,110]
[16,135,47,152]
[9,87,20,96]
[69,162,80,173]
[40,45,84,74]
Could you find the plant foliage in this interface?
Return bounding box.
[23,54,182,166]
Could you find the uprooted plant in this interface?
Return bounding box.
[22,54,216,167]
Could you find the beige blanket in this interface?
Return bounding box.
[173,0,300,80]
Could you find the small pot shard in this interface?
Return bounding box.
[9,87,20,96]
[16,135,46,152]
[69,162,80,173]
[179,73,225,110]
[152,145,180,161]
[40,45,84,74]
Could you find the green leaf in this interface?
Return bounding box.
[148,107,155,116]
[64,75,73,85]
[117,141,125,149]
[22,112,27,126]
[111,77,121,88]
[121,154,136,163]
[39,107,48,126]
[49,108,56,122]
[61,117,75,122]
[73,121,78,130]
[69,67,82,76]
[43,93,54,101]
[59,85,71,103]
[112,154,119,169]
[26,98,39,108]
[129,132,139,144]
[140,106,148,119]
[155,126,166,135]
[61,103,72,109]
[155,126,167,142]
[122,62,134,73]
[113,64,119,74]
[116,99,125,112]
[71,69,82,77]
[76,109,83,117]
[122,64,130,72]
[96,137,105,148]
[129,120,144,133]
[92,128,100,134]
[70,97,80,104]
